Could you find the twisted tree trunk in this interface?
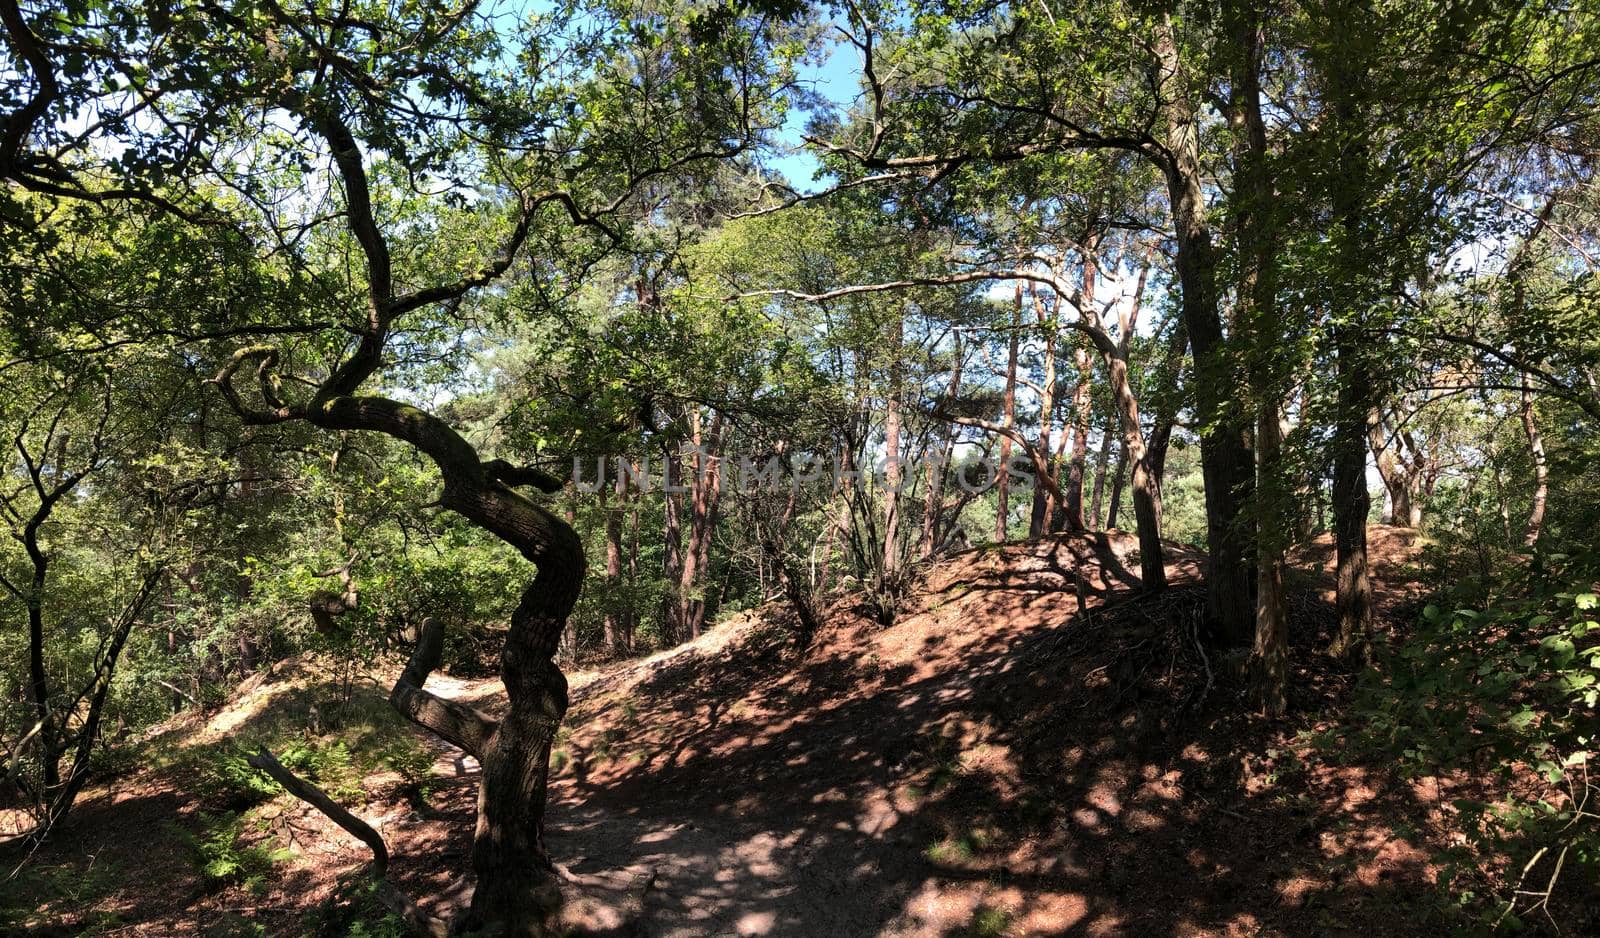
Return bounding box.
[210,104,589,934]
[310,397,584,933]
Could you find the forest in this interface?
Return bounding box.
[0,0,1598,935]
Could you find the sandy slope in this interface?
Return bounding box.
[7,528,1448,937]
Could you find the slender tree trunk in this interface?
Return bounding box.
[1065,347,1093,532]
[996,287,1021,543]
[662,436,685,644]
[1030,287,1058,538]
[882,314,904,574]
[47,569,163,825]
[1253,406,1289,713]
[26,599,58,789]
[1106,356,1167,588]
[1521,373,1548,548]
[1323,19,1377,659]
[1230,3,1288,711]
[1331,332,1374,658]
[625,462,641,650]
[1107,443,1128,530]
[680,410,724,638]
[1062,240,1101,533]
[603,474,624,655]
[1090,409,1115,528]
[922,335,963,558]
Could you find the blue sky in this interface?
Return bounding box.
[768,38,860,193]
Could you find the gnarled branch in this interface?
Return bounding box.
[390,618,497,760]
[246,748,447,937]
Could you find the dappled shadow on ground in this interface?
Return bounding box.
[539,532,1449,937]
[0,530,1452,937]
[0,787,215,935]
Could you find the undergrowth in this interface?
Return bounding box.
[187,810,294,892]
[1326,548,1600,933]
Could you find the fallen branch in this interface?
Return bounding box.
[246,748,448,937]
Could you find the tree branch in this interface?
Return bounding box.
[247,748,448,937]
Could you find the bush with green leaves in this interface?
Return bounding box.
[189,811,294,892]
[185,747,283,810]
[1332,552,1600,930]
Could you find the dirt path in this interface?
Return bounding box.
[5,528,1448,937]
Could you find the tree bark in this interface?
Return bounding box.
[680,410,724,638]
[661,435,685,643]
[603,473,625,655]
[921,335,964,558]
[1321,15,1377,659]
[1062,234,1105,533]
[1229,2,1288,712]
[1331,332,1374,658]
[882,312,904,573]
[1521,372,1548,548]
[1029,286,1058,538]
[996,286,1021,543]
[1064,347,1093,532]
[1366,409,1423,527]
[1155,13,1255,644]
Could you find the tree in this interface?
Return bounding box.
[3,0,803,929]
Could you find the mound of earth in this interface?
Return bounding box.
[5,528,1447,936]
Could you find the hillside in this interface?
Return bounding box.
[1,529,1444,937]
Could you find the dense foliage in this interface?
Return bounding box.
[2,0,1598,931]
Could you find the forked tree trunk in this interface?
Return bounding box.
[309,396,585,934]
[1367,409,1424,527]
[47,569,164,826]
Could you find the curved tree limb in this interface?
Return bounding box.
[389,618,497,760]
[246,748,448,937]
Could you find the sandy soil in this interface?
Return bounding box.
[4,527,1458,937]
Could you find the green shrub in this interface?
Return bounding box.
[372,736,435,800]
[184,747,282,810]
[278,739,364,802]
[1329,553,1600,930]
[190,811,294,892]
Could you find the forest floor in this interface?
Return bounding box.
[2,526,1464,937]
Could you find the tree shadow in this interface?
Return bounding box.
[536,539,1450,936]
